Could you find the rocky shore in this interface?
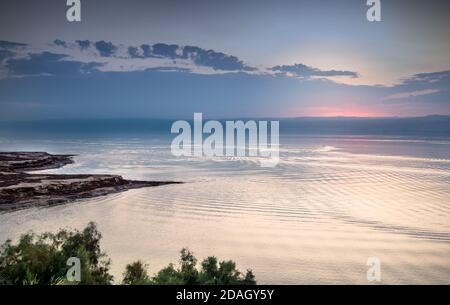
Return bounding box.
[0,152,181,212]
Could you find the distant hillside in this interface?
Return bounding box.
[0,116,449,137]
[281,115,450,136]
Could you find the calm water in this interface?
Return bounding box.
[1,133,449,284]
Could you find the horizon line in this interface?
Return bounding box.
[1,114,449,123]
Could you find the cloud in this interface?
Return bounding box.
[94,41,117,57]
[270,63,359,79]
[76,40,91,50]
[152,43,179,59]
[402,71,450,85]
[0,49,14,61]
[0,40,258,77]
[182,46,255,71]
[0,40,27,62]
[6,52,102,76]
[1,39,358,80]
[380,71,449,103]
[53,39,67,48]
[128,46,142,58]
[383,89,441,101]
[0,40,27,49]
[126,43,253,71]
[139,44,153,57]
[1,40,449,119]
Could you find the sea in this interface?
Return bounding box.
[0,117,449,284]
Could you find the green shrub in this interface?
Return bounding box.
[122,260,150,285]
[0,222,112,285]
[124,248,257,285]
[0,223,256,285]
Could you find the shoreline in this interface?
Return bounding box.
[0,152,182,212]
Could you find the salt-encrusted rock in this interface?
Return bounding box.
[0,152,181,212]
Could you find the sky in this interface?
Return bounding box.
[0,0,449,119]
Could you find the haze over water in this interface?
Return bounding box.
[1,124,449,284]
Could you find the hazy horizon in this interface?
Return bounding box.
[1,114,450,122]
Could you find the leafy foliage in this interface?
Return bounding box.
[124,248,256,285]
[0,222,112,285]
[121,260,150,285]
[0,223,256,285]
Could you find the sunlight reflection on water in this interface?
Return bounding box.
[0,134,449,284]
